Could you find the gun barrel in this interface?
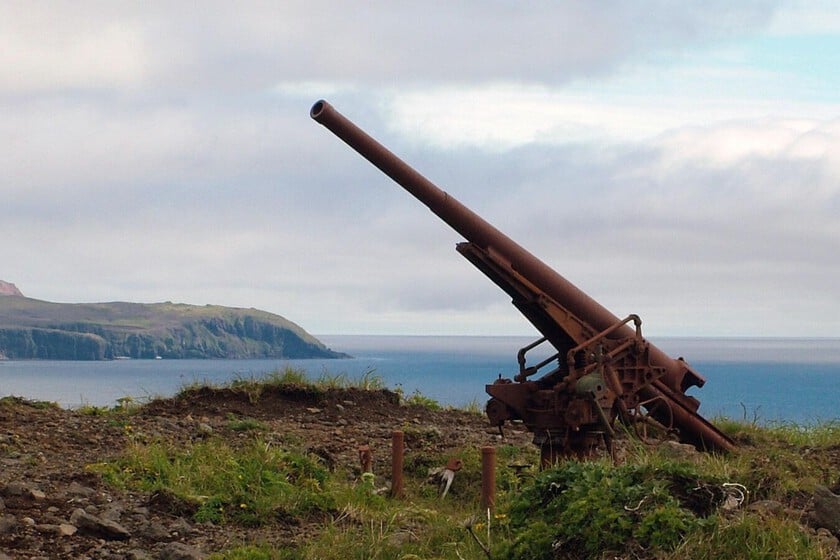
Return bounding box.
[311,100,624,346]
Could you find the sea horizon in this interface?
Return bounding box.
[319,333,840,362]
[1,335,838,425]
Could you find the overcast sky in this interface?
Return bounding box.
[2,1,838,338]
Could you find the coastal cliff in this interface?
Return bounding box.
[0,280,23,297]
[0,289,345,360]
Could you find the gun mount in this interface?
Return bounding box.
[311,99,734,463]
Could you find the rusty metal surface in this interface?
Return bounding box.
[311,99,735,459]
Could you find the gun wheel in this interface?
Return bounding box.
[630,395,675,445]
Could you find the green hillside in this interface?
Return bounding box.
[0,296,347,360]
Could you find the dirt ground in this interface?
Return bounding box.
[0,386,531,559]
[4,386,840,559]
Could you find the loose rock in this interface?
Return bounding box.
[0,515,17,535]
[657,440,701,463]
[159,541,207,560]
[196,423,214,437]
[748,499,785,517]
[1,481,28,497]
[812,485,840,536]
[70,507,131,540]
[58,523,78,536]
[67,481,97,498]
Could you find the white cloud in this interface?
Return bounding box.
[0,4,149,93]
[2,1,838,338]
[1,1,778,95]
[653,118,839,166]
[383,85,830,149]
[767,0,840,34]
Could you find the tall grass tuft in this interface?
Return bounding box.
[674,513,825,560]
[96,438,334,526]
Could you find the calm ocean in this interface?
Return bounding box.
[0,335,838,425]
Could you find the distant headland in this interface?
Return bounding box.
[0,281,347,361]
[0,280,23,297]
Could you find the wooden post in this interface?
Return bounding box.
[358,444,372,473]
[391,430,404,498]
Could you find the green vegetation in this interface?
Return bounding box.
[675,514,825,560]
[0,295,346,360]
[87,374,840,559]
[399,388,443,411]
[177,367,387,404]
[0,395,58,410]
[225,414,269,433]
[95,438,333,527]
[500,460,708,558]
[78,396,143,417]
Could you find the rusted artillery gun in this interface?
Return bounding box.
[311,100,734,463]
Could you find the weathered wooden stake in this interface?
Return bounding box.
[358,444,372,473]
[391,430,404,498]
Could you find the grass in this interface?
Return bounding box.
[209,546,298,560]
[712,419,840,500]
[86,375,840,560]
[0,395,58,410]
[674,513,827,560]
[493,425,840,560]
[225,414,269,432]
[93,437,334,527]
[401,389,443,411]
[96,434,532,559]
[77,395,144,416]
[498,458,713,559]
[177,366,388,405]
